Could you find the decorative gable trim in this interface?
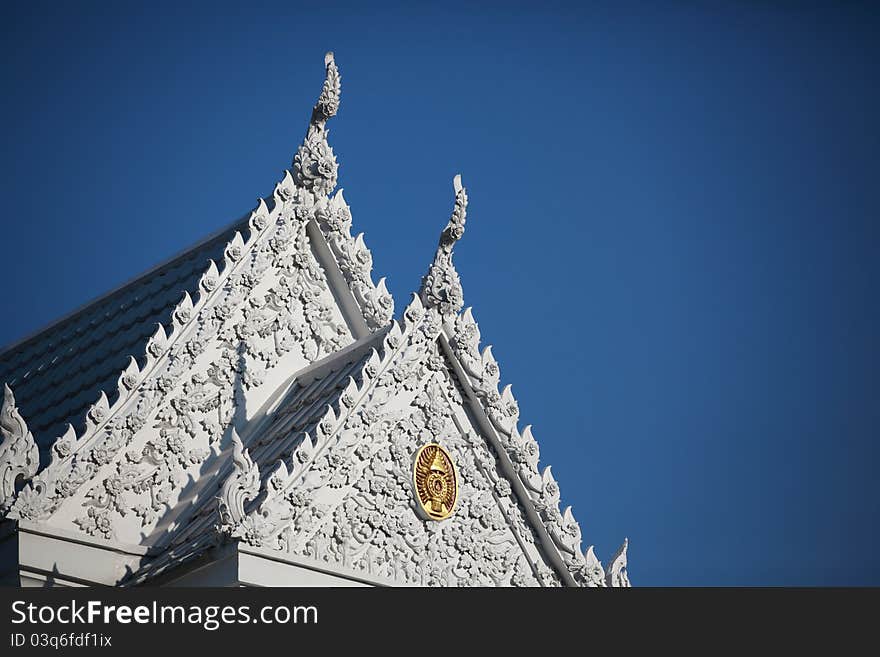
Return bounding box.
[0,385,39,511]
[315,190,393,331]
[209,293,565,586]
[1,53,392,522]
[0,52,629,588]
[206,176,631,587]
[427,178,630,586]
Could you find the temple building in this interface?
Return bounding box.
[0,53,629,587]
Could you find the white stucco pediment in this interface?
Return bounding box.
[0,53,629,588]
[3,54,393,550]
[224,317,561,586]
[212,292,617,587]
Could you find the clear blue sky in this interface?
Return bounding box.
[1,1,878,585]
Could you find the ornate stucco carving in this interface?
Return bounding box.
[9,168,353,534]
[448,297,626,586]
[1,51,629,588]
[62,208,351,539]
[217,295,563,586]
[298,52,392,329]
[420,176,467,316]
[217,429,260,535]
[0,384,39,511]
[293,52,340,197]
[316,191,393,329]
[3,53,390,532]
[584,546,607,587]
[206,170,632,587]
[605,538,631,587]
[444,226,628,586]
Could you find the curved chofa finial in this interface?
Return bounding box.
[0,384,39,513]
[293,51,341,198]
[605,538,631,587]
[419,174,468,316]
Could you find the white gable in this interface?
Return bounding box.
[217,301,561,585]
[0,53,629,588]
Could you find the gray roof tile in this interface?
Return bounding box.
[0,220,246,464]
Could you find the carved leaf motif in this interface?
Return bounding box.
[320,190,393,329]
[420,176,468,316]
[217,429,260,535]
[8,55,366,529]
[222,311,550,586]
[0,384,39,512]
[605,538,631,587]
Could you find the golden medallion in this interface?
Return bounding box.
[413,443,458,520]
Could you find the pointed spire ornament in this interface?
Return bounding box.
[420,175,468,316]
[313,51,341,123]
[605,537,631,587]
[0,384,39,512]
[293,52,341,197]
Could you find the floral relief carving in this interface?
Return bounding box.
[316,191,393,330]
[293,52,340,198]
[66,211,351,537]
[3,51,628,588]
[292,396,557,586]
[12,188,353,534]
[217,298,560,586]
[293,135,337,198]
[0,385,39,511]
[73,507,114,540]
[420,176,468,316]
[4,53,402,531]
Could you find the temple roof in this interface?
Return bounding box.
[0,52,629,587]
[0,53,391,466]
[0,220,245,461]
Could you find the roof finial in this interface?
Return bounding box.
[419,175,469,316]
[293,52,341,197]
[0,383,40,512]
[442,174,467,248]
[605,537,631,587]
[312,51,341,124]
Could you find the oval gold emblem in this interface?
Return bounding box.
[413,443,457,520]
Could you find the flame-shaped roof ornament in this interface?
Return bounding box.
[293,52,341,197]
[0,384,39,511]
[419,175,469,316]
[313,51,341,124]
[605,537,631,587]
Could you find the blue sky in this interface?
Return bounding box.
[1,1,878,585]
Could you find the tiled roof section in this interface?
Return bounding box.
[0,220,246,462]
